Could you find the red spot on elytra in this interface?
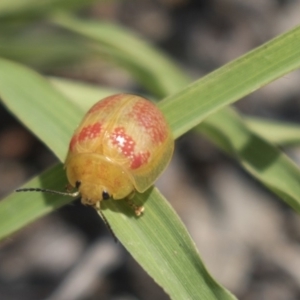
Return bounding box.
[78,122,102,142]
[130,100,167,144]
[130,152,150,169]
[111,127,135,156]
[88,95,123,113]
[110,127,150,169]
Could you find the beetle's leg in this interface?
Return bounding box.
[124,195,144,216]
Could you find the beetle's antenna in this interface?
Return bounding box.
[16,188,80,198]
[17,187,118,241]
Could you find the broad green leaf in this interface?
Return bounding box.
[0,59,236,300]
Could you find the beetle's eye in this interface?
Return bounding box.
[75,181,81,188]
[102,191,110,200]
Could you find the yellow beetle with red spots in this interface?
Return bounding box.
[17,94,174,219]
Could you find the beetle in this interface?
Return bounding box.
[17,94,174,224]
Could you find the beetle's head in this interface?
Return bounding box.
[74,180,112,206]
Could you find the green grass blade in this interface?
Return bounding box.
[0,58,82,161]
[0,0,99,19]
[159,25,300,138]
[49,77,116,109]
[245,117,300,146]
[199,108,300,213]
[51,13,189,97]
[0,33,89,68]
[0,164,71,238]
[0,60,236,299]
[103,188,236,300]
